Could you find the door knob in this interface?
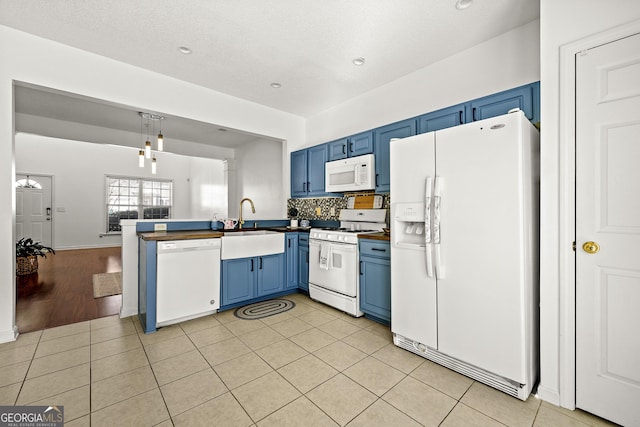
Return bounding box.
[582,241,600,254]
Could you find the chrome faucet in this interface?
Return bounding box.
[239,198,255,229]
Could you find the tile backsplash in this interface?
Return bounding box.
[287,194,390,221]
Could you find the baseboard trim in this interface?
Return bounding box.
[0,326,19,344]
[536,385,561,407]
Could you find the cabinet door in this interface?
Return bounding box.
[221,258,255,306]
[466,84,535,122]
[257,253,285,296]
[360,256,391,322]
[418,104,465,134]
[298,245,309,292]
[373,119,417,193]
[285,234,299,290]
[328,138,348,161]
[291,150,309,197]
[349,131,374,157]
[307,144,329,196]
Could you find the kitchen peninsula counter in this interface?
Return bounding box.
[139,230,224,241]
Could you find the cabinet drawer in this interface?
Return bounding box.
[359,240,390,258]
[298,233,310,247]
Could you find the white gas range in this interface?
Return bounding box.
[308,208,387,316]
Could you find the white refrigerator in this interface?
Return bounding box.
[390,110,539,400]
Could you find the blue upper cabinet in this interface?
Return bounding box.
[307,144,329,196]
[349,131,374,158]
[418,104,466,134]
[291,144,332,198]
[466,83,537,123]
[328,138,349,161]
[290,150,308,197]
[373,118,416,193]
[328,131,374,161]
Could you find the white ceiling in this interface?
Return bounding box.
[1,0,539,149]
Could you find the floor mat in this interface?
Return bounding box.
[234,299,295,320]
[92,272,122,298]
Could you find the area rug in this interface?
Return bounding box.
[92,272,122,298]
[234,299,295,320]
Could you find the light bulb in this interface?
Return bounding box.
[138,150,145,167]
[157,133,163,151]
[145,140,151,159]
[151,157,157,174]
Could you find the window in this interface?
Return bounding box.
[106,176,172,232]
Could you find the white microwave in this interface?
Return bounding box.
[325,153,376,192]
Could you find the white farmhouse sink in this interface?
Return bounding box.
[221,230,284,260]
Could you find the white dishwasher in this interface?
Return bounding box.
[156,238,221,327]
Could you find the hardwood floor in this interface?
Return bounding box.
[16,246,122,333]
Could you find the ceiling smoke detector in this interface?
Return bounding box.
[178,46,192,54]
[270,82,282,88]
[352,57,366,66]
[455,0,473,10]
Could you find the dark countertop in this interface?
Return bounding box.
[358,232,390,242]
[139,226,311,241]
[139,230,224,241]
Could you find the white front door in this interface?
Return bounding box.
[576,32,640,427]
[15,174,53,247]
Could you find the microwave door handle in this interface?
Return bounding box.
[354,164,361,185]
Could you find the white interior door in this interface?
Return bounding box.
[15,174,53,247]
[576,32,640,427]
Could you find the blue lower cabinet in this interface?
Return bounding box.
[285,234,299,290]
[221,258,256,306]
[298,233,309,292]
[257,253,285,296]
[221,253,285,306]
[359,240,391,323]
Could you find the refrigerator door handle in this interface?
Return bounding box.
[433,177,442,245]
[425,176,434,277]
[433,176,444,278]
[425,177,432,244]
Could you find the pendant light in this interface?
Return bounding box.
[157,119,164,152]
[145,140,152,159]
[138,112,165,170]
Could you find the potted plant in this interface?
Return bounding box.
[16,238,55,276]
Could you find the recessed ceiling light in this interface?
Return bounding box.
[178,46,192,54]
[455,0,473,10]
[270,82,282,89]
[352,57,366,66]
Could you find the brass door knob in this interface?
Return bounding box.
[582,241,600,254]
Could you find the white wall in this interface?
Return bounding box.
[538,0,640,407]
[304,20,540,148]
[189,156,227,220]
[15,133,225,249]
[0,24,304,343]
[232,140,284,220]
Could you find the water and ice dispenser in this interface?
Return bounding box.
[393,203,426,247]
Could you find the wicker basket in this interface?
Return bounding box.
[16,255,38,275]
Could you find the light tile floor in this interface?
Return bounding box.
[0,293,619,426]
